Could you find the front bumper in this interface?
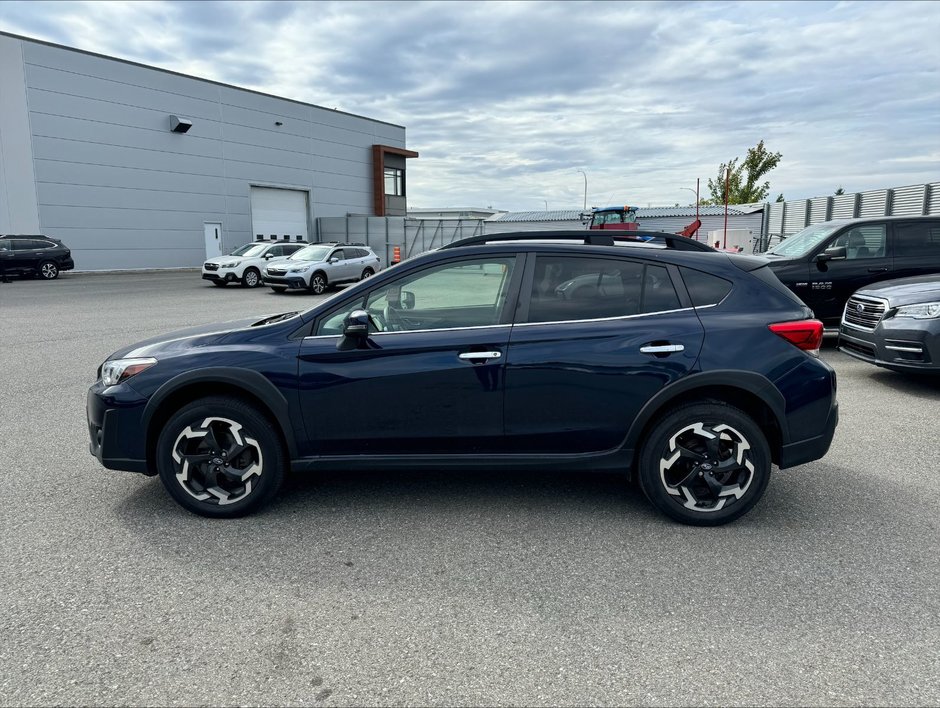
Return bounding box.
[839,317,939,373]
[262,274,307,289]
[202,269,240,283]
[86,382,152,474]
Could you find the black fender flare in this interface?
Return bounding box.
[141,367,298,458]
[621,370,790,453]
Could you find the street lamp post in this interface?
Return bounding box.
[577,170,588,211]
[679,187,697,204]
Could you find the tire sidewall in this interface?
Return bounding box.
[155,397,285,518]
[309,273,327,294]
[361,268,374,280]
[638,402,771,526]
[242,267,260,288]
[39,261,59,279]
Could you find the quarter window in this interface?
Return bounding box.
[525,256,681,323]
[680,268,733,307]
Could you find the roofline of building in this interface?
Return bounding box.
[0,29,406,130]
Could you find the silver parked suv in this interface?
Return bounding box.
[261,243,382,294]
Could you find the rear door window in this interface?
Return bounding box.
[895,221,940,257]
[525,256,681,323]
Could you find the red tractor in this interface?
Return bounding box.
[584,206,639,231]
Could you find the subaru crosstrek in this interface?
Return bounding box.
[262,243,381,294]
[87,231,838,526]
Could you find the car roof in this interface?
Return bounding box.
[816,215,940,227]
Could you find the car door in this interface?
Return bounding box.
[11,239,40,274]
[297,254,523,455]
[503,253,705,454]
[807,222,892,322]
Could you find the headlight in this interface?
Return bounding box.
[290,265,311,273]
[894,302,940,319]
[218,261,239,269]
[101,357,158,386]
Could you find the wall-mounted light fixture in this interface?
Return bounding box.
[169,115,192,133]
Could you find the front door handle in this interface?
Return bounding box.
[640,344,685,354]
[458,351,502,362]
[867,267,888,273]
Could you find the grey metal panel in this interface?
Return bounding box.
[0,35,40,233]
[34,159,227,195]
[32,135,225,175]
[222,160,313,186]
[225,196,250,215]
[216,121,313,155]
[218,85,312,122]
[831,194,856,219]
[809,197,831,224]
[929,183,940,214]
[37,182,228,213]
[222,141,313,171]
[310,173,372,192]
[25,64,223,121]
[768,203,784,234]
[27,88,225,140]
[48,227,206,250]
[890,184,927,216]
[784,201,808,233]
[24,41,221,102]
[29,112,223,159]
[71,248,206,271]
[858,190,888,217]
[41,204,222,229]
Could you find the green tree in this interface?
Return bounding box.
[707,140,783,204]
[835,186,845,195]
[776,193,785,202]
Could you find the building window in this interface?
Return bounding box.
[384,167,404,196]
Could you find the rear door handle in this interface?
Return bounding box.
[867,267,888,272]
[458,351,502,362]
[640,344,685,354]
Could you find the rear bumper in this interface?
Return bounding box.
[779,398,839,468]
[60,257,75,271]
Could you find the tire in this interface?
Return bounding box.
[309,272,328,295]
[38,261,59,280]
[270,286,287,294]
[360,267,374,281]
[155,396,286,518]
[637,401,771,526]
[241,267,261,288]
[212,281,228,287]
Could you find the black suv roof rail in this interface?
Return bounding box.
[439,230,715,252]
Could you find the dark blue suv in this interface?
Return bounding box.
[87,232,838,525]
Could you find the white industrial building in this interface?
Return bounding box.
[0,31,417,270]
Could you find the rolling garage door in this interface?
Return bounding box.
[250,187,309,241]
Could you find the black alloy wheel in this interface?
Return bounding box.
[638,401,771,526]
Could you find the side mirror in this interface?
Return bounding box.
[815,245,846,263]
[401,291,416,310]
[263,254,273,260]
[337,309,371,350]
[329,257,340,264]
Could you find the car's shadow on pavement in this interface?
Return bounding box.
[866,370,940,399]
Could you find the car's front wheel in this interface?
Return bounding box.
[309,272,328,294]
[637,401,771,526]
[155,396,285,518]
[39,261,59,280]
[242,267,261,288]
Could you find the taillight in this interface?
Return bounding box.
[768,319,824,357]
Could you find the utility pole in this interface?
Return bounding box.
[577,170,588,211]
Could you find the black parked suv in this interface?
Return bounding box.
[762,216,940,326]
[87,231,838,526]
[0,234,74,279]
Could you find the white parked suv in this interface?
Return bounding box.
[262,243,382,294]
[202,241,308,288]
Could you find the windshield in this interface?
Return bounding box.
[766,223,842,258]
[230,244,266,257]
[289,245,333,262]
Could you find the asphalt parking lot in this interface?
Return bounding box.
[1,271,939,707]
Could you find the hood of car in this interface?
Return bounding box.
[855,274,940,306]
[205,256,242,266]
[106,312,300,360]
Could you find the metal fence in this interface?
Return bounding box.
[764,181,940,248]
[316,216,484,263]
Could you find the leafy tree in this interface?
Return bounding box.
[835,186,845,195]
[776,193,785,202]
[707,140,783,204]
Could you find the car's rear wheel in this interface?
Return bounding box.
[155,396,285,518]
[242,267,261,288]
[39,261,59,280]
[360,267,374,280]
[212,280,228,287]
[637,401,771,526]
[309,272,327,294]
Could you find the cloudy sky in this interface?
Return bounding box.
[1,0,938,211]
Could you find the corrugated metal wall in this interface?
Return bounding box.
[766,182,940,241]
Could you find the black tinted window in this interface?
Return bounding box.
[526,256,680,323]
[895,222,940,258]
[283,244,302,255]
[680,267,733,306]
[11,240,33,251]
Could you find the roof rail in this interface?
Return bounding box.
[439,230,715,252]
